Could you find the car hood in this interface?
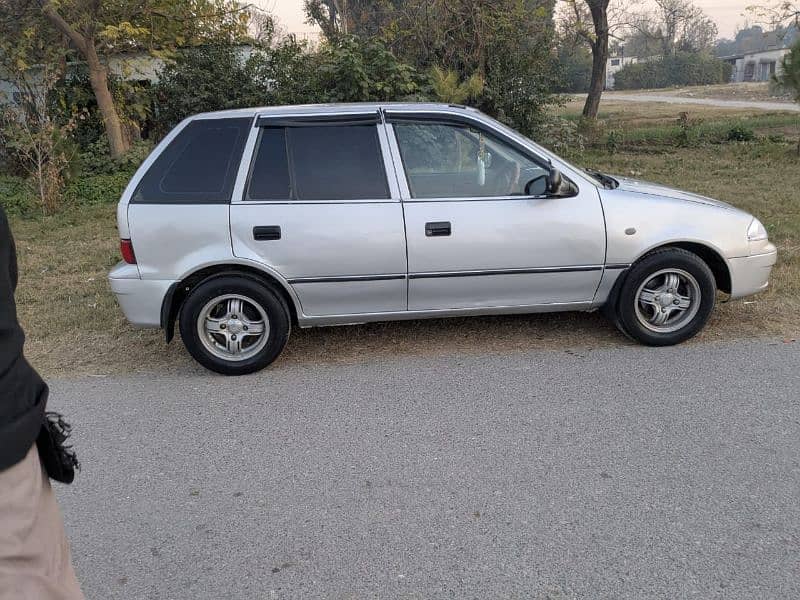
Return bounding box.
[612,176,736,210]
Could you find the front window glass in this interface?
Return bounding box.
[393,122,547,199]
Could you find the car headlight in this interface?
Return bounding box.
[747,218,768,242]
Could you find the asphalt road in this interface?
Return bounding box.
[51,338,800,599]
[600,92,800,112]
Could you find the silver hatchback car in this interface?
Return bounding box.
[110,103,777,375]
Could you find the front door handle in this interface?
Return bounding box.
[253,226,281,241]
[425,221,451,237]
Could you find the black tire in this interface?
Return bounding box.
[179,276,290,375]
[612,248,716,346]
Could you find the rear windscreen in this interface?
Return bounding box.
[132,117,251,204]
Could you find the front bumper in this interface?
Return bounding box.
[109,262,176,328]
[728,245,778,299]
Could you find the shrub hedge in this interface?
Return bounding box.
[614,53,733,90]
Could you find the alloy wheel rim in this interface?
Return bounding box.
[634,268,701,333]
[197,294,270,362]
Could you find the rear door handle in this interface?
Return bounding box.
[253,226,281,241]
[425,221,451,237]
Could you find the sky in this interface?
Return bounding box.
[259,0,760,40]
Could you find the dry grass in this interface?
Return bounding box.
[605,82,793,103]
[560,97,770,123]
[9,112,800,377]
[560,97,800,137]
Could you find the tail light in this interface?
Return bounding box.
[120,239,137,264]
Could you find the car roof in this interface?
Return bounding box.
[191,102,481,120]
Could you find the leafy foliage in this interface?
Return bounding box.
[0,68,80,214]
[151,45,276,135]
[352,0,560,135]
[775,41,800,103]
[79,139,153,175]
[0,0,252,157]
[49,66,153,148]
[0,175,36,215]
[63,171,132,206]
[429,67,484,104]
[553,45,593,93]
[309,36,425,103]
[151,35,425,132]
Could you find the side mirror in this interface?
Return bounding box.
[524,168,564,196]
[547,168,563,195]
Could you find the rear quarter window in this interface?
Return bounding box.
[132,117,251,204]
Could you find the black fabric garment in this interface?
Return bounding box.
[0,205,47,472]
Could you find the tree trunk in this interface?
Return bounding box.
[583,38,608,119]
[40,0,129,158]
[85,46,128,158]
[582,1,610,120]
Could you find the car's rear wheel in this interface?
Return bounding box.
[179,276,290,375]
[614,248,716,346]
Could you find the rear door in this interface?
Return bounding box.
[230,110,408,317]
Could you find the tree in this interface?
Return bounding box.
[0,65,79,214]
[304,0,401,40]
[0,0,250,157]
[626,0,717,56]
[747,2,800,43]
[562,0,614,119]
[304,0,559,135]
[308,35,424,103]
[152,45,276,136]
[382,0,559,135]
[775,40,800,101]
[305,0,344,38]
[715,24,799,57]
[774,40,800,153]
[553,43,593,92]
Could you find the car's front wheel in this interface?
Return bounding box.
[179,276,290,375]
[614,248,716,346]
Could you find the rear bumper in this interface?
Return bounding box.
[728,246,777,299]
[109,262,175,328]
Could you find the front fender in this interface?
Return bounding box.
[600,189,753,265]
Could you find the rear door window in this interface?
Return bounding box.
[133,117,250,204]
[246,123,389,201]
[247,128,291,200]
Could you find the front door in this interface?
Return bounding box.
[230,111,407,317]
[387,117,606,311]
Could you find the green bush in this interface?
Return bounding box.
[0,171,131,215]
[0,175,36,215]
[64,172,132,206]
[536,115,585,158]
[151,37,425,135]
[80,138,153,175]
[308,36,425,103]
[49,66,153,148]
[614,53,732,90]
[554,46,592,93]
[151,45,280,136]
[726,125,755,142]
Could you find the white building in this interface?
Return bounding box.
[605,55,639,89]
[721,47,791,83]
